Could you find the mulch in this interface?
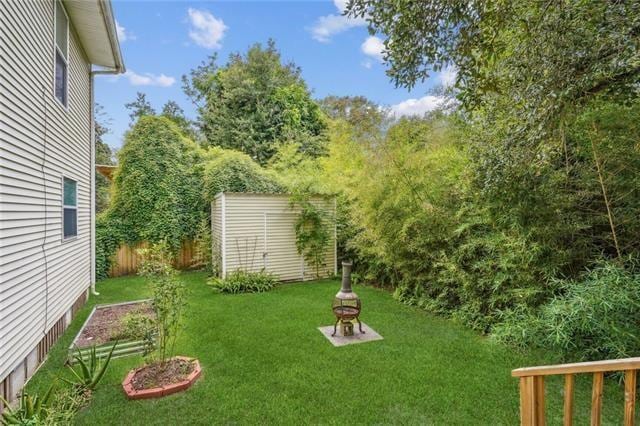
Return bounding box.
[75,301,154,347]
[130,358,196,391]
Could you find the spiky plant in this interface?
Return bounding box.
[63,343,116,392]
[0,385,54,425]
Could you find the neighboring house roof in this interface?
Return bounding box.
[63,0,125,72]
[96,164,117,180]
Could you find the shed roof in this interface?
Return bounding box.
[64,0,124,72]
[96,164,117,180]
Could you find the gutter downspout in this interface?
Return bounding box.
[89,69,120,296]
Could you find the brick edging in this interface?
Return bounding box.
[122,356,202,400]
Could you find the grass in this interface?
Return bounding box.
[28,272,633,425]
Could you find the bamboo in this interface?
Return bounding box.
[590,122,622,259]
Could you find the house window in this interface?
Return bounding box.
[54,0,68,107]
[63,177,77,239]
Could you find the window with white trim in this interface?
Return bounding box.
[54,0,68,107]
[63,177,77,239]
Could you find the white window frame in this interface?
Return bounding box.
[62,176,78,241]
[53,0,69,109]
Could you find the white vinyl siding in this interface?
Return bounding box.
[0,0,92,383]
[212,193,336,282]
[54,0,69,107]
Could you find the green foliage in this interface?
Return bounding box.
[493,263,640,362]
[94,104,114,214]
[202,148,283,201]
[64,343,116,392]
[95,214,125,280]
[125,92,155,124]
[347,1,640,117]
[1,386,53,425]
[208,270,277,294]
[161,100,196,140]
[107,116,206,252]
[183,40,327,164]
[116,313,156,356]
[138,242,187,365]
[292,197,331,279]
[193,217,215,276]
[42,385,90,426]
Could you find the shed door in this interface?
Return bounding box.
[264,212,304,281]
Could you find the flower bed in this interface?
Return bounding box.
[122,357,202,400]
[68,300,154,364]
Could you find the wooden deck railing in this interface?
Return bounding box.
[512,357,640,426]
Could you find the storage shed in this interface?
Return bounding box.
[211,192,337,281]
[211,193,337,281]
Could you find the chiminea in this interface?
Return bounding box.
[332,261,364,337]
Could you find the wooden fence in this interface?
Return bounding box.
[109,240,203,277]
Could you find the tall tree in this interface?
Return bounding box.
[125,92,156,123]
[94,104,114,213]
[161,100,195,139]
[319,95,388,140]
[183,39,327,164]
[347,1,640,141]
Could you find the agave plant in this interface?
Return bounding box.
[62,343,116,392]
[0,385,54,425]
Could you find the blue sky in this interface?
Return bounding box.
[98,0,453,149]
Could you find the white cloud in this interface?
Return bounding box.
[115,20,135,42]
[187,8,227,49]
[361,60,372,69]
[310,0,366,42]
[122,70,176,87]
[439,66,457,87]
[361,36,384,61]
[390,95,446,117]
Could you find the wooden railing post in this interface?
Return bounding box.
[520,376,535,426]
[591,372,604,426]
[563,374,575,426]
[624,370,636,426]
[534,376,545,426]
[519,376,545,426]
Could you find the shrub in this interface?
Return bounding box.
[202,149,284,201]
[208,270,277,294]
[492,262,640,361]
[95,215,125,280]
[108,116,206,252]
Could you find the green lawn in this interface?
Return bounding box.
[28,272,632,425]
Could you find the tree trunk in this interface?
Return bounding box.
[590,122,622,260]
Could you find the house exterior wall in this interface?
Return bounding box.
[212,193,336,282]
[0,0,93,398]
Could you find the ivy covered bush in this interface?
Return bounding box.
[95,116,207,278]
[202,148,283,201]
[208,270,277,294]
[108,116,206,248]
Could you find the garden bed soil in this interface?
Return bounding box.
[76,301,153,347]
[131,358,195,390]
[122,357,202,400]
